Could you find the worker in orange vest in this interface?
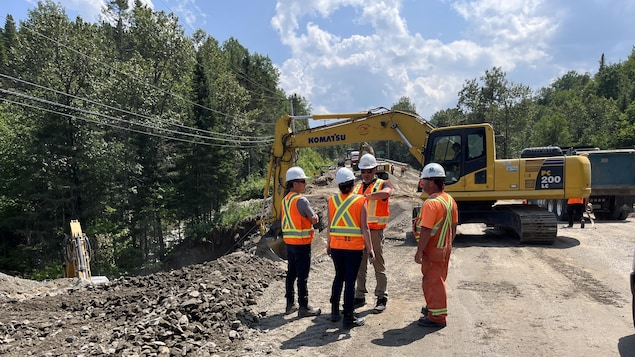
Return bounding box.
[567,197,586,228]
[281,167,321,318]
[353,154,393,313]
[327,167,375,329]
[415,163,458,328]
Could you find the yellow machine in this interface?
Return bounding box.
[257,108,591,256]
[64,220,92,280]
[64,220,108,284]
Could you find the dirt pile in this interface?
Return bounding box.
[0,251,285,356]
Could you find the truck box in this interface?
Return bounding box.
[526,147,635,221]
[583,149,635,220]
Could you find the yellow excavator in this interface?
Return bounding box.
[257,108,591,258]
[64,220,108,284]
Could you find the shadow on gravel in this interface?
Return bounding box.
[618,334,635,356]
[453,230,580,250]
[258,311,289,331]
[279,315,352,349]
[370,320,441,346]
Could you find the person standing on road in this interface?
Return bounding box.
[415,163,458,328]
[567,197,586,228]
[281,166,321,318]
[353,153,393,313]
[327,167,375,329]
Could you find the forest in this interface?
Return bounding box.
[1,0,635,279]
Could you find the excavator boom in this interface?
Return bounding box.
[262,108,432,227]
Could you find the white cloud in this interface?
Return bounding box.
[56,0,105,21]
[171,0,205,32]
[55,0,156,22]
[273,0,560,118]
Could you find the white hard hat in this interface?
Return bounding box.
[358,153,377,169]
[421,163,446,179]
[335,167,355,184]
[286,166,308,181]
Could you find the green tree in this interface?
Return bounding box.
[457,67,533,158]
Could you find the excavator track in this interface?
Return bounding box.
[495,204,558,244]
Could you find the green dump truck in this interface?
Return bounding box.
[528,147,635,220]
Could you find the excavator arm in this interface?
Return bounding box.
[260,108,433,230]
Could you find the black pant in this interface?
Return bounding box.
[330,249,363,315]
[285,243,312,308]
[567,203,584,226]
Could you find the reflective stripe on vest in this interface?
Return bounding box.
[329,194,364,237]
[355,179,390,228]
[429,194,453,249]
[281,193,312,240]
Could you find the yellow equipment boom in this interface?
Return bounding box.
[65,220,92,281]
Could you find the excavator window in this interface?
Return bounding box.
[430,135,462,183]
[467,132,485,160]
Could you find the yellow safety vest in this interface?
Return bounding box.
[328,193,365,250]
[281,192,314,245]
[355,179,390,229]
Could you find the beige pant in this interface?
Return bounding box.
[355,229,387,299]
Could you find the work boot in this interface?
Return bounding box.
[581,219,585,229]
[285,303,298,315]
[373,297,387,313]
[418,317,446,328]
[298,305,321,318]
[353,297,366,309]
[421,306,428,315]
[342,313,365,329]
[330,305,341,322]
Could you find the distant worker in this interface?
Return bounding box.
[567,197,586,228]
[281,166,321,318]
[401,165,406,177]
[390,164,395,175]
[415,163,458,328]
[353,154,393,313]
[327,167,375,329]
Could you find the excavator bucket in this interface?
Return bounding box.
[255,221,287,261]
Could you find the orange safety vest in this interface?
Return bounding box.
[281,192,314,245]
[418,192,457,257]
[567,198,584,205]
[328,193,366,250]
[355,179,390,230]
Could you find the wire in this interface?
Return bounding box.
[0,96,272,148]
[0,73,274,141]
[1,87,275,146]
[0,13,277,129]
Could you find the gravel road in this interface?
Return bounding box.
[1,168,634,356]
[237,170,635,357]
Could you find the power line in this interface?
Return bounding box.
[0,12,275,130]
[0,88,273,147]
[0,72,273,141]
[0,96,272,148]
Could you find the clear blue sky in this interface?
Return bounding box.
[3,0,635,119]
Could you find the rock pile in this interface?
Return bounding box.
[0,251,285,356]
